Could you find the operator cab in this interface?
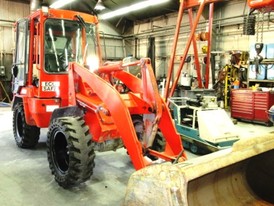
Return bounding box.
[12,9,99,94]
[44,18,98,73]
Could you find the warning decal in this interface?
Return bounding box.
[42,81,60,92]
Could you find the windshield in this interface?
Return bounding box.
[44,19,98,73]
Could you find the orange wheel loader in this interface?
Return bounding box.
[11,7,186,188]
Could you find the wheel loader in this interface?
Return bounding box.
[11,7,186,188]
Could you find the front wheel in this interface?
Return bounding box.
[47,116,95,188]
[131,115,166,160]
[12,104,40,148]
[148,132,166,160]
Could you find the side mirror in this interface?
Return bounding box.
[12,65,18,78]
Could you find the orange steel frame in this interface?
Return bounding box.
[164,0,225,101]
[248,0,274,11]
[164,0,274,101]
[13,9,186,171]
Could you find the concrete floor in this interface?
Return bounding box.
[0,106,274,206]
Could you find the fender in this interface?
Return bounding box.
[50,106,84,122]
[12,95,37,126]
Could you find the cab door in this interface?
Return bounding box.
[12,19,29,94]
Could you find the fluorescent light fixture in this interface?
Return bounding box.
[95,0,106,11]
[50,0,76,9]
[100,0,170,20]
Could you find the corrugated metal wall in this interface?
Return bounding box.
[126,11,208,80]
[99,21,126,60]
[0,1,125,61]
[0,0,30,53]
[124,0,274,84]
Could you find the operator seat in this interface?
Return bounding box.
[44,35,59,72]
[45,53,60,72]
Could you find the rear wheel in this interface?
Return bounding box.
[12,104,40,148]
[47,116,95,188]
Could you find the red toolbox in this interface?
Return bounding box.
[231,89,274,125]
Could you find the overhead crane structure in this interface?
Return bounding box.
[164,0,226,101]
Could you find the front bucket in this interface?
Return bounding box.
[124,134,274,206]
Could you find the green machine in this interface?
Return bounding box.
[169,96,239,154]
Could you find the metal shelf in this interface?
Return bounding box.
[249,79,274,82]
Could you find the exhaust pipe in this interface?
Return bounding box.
[124,134,274,206]
[30,0,43,13]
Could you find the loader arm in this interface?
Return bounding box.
[115,59,185,159]
[100,58,162,116]
[69,62,149,169]
[113,59,163,149]
[68,59,186,169]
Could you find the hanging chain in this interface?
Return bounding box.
[261,13,264,43]
[256,12,259,42]
[256,12,264,43]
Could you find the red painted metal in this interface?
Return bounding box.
[205,3,214,89]
[69,59,186,169]
[248,0,274,11]
[164,0,226,100]
[231,89,274,125]
[183,0,227,9]
[167,1,206,100]
[13,8,186,171]
[188,8,203,88]
[164,0,185,101]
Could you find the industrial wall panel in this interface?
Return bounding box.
[0,0,29,53]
